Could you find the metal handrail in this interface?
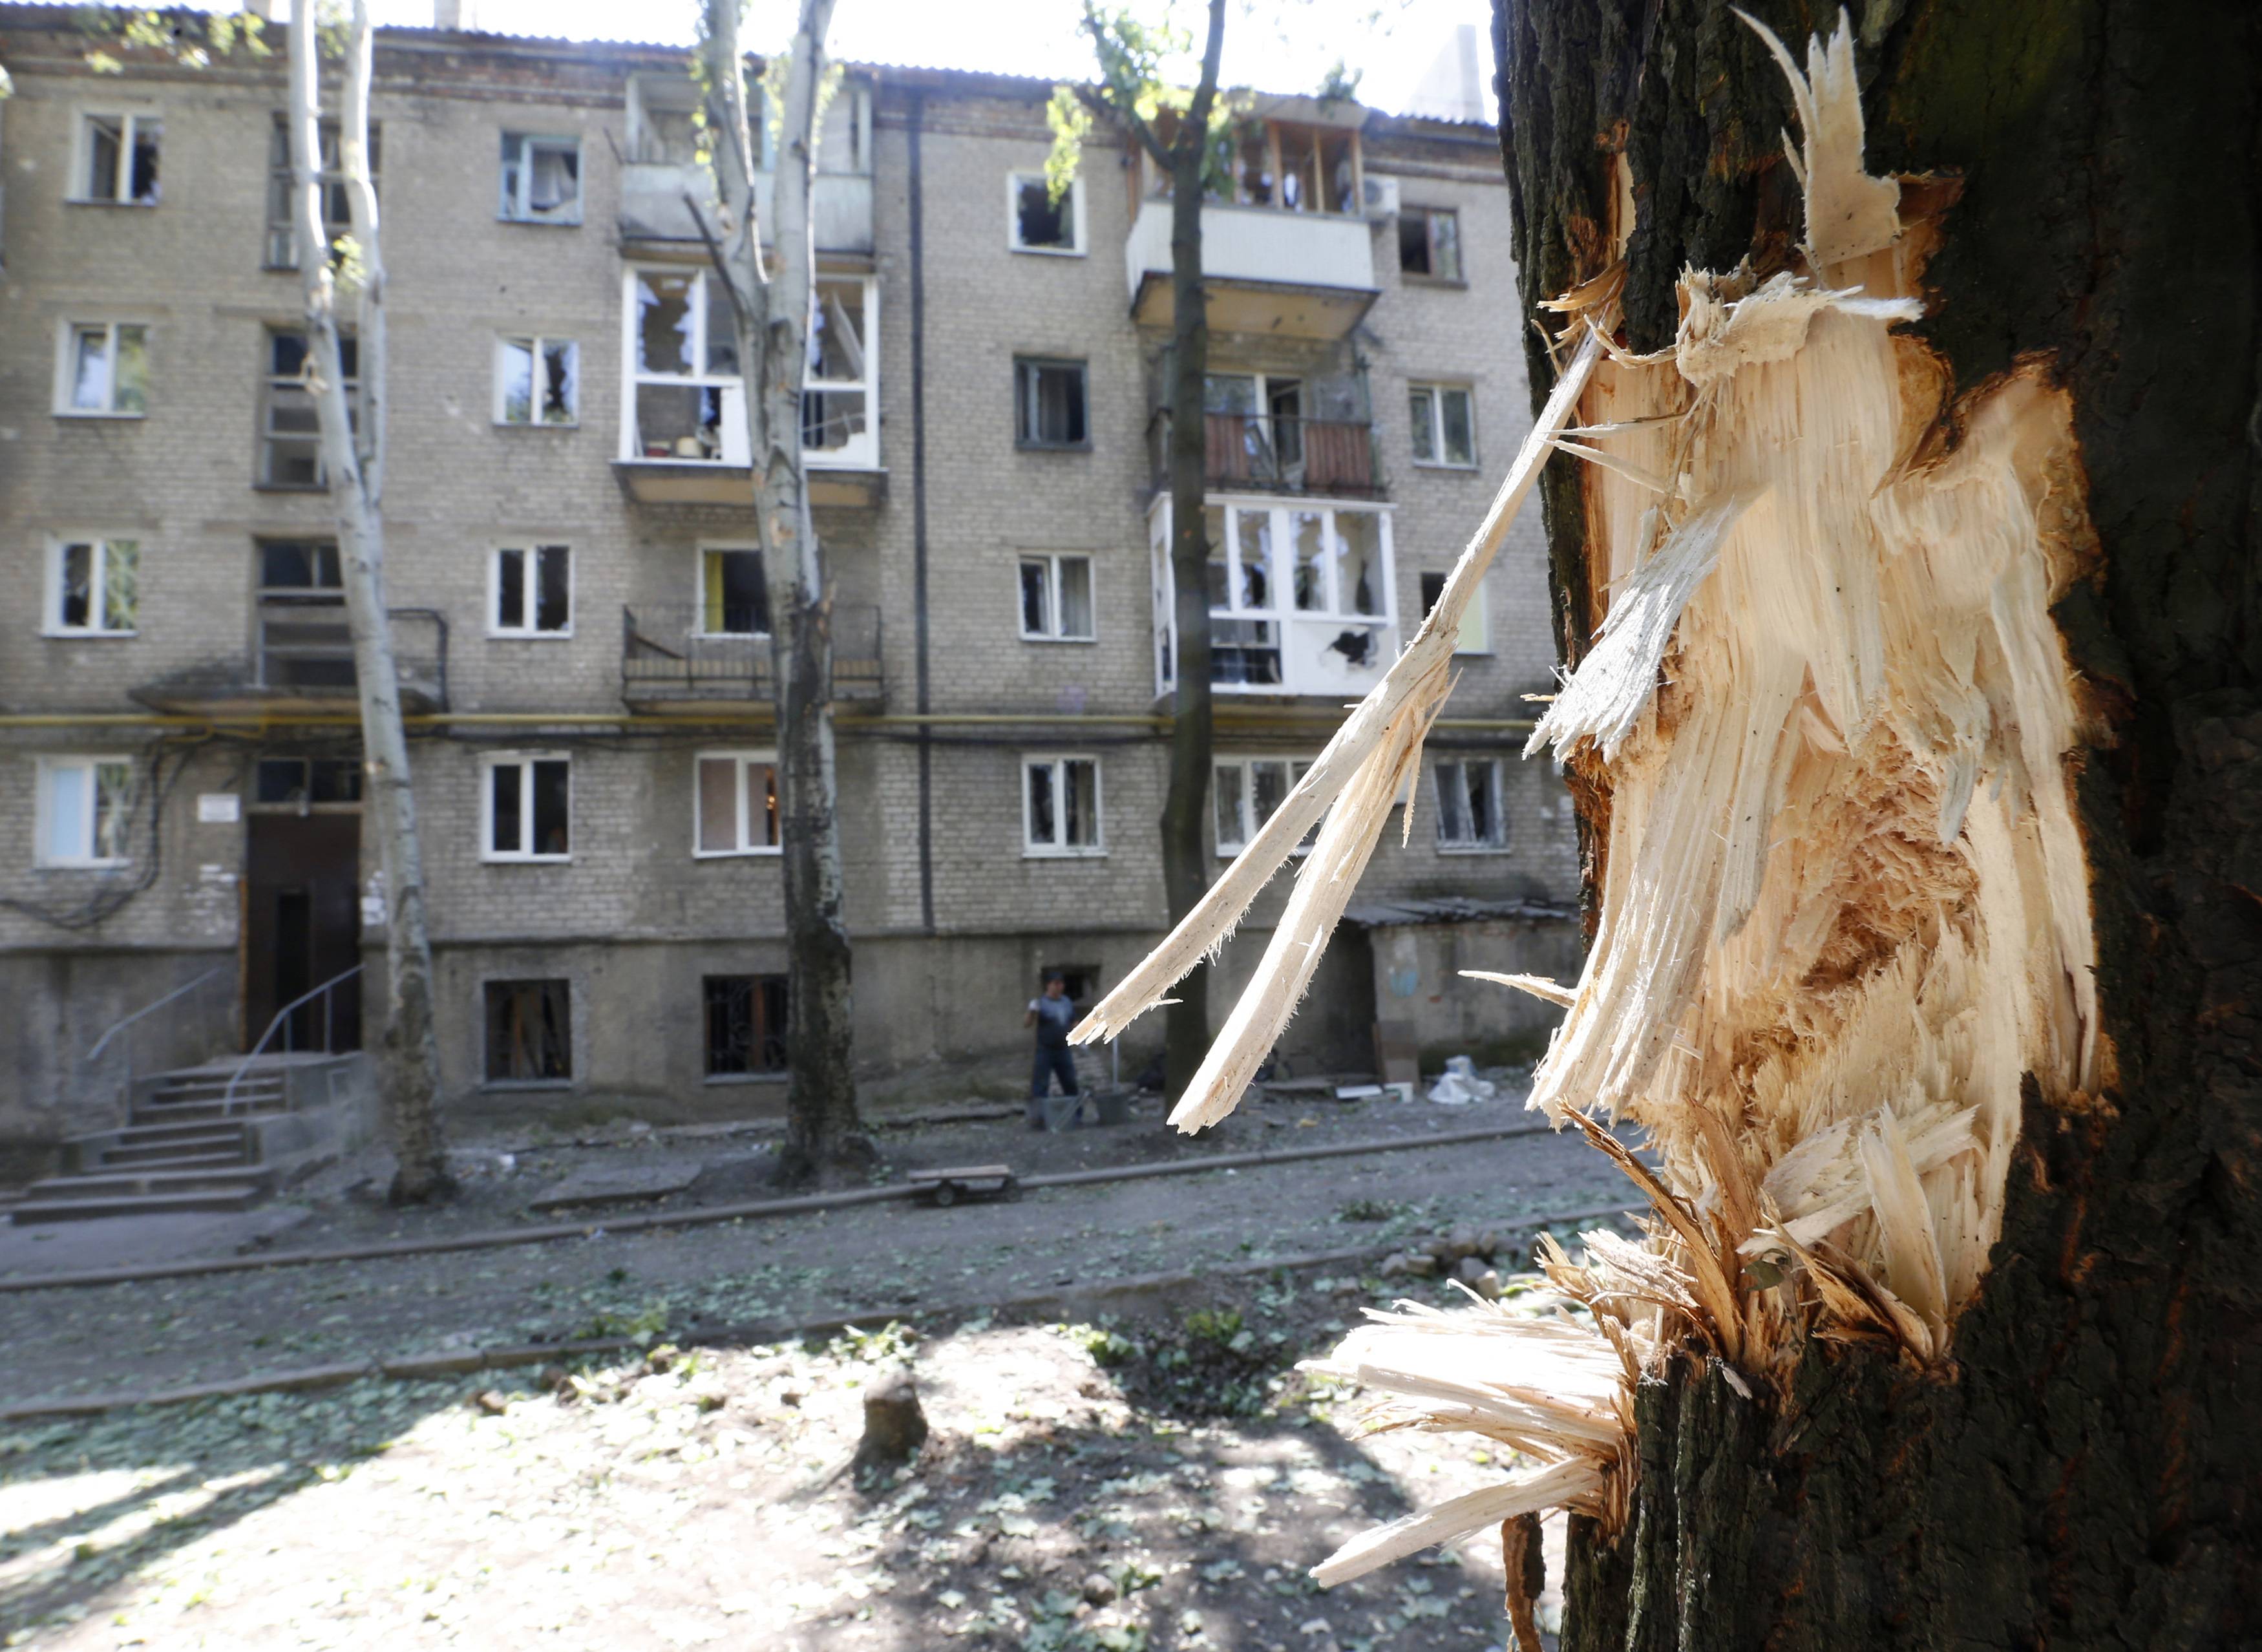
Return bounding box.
[222,964,364,1112]
[85,965,231,1132]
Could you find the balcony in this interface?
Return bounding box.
[1152,410,1381,498]
[618,165,875,258]
[620,602,883,709]
[130,607,449,717]
[1125,200,1378,339]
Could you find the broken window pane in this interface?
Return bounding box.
[637,273,694,376]
[1063,759,1098,847]
[1435,759,1505,849]
[87,116,122,198]
[1214,762,1247,851]
[1019,558,1052,636]
[1399,209,1432,275]
[262,330,356,487]
[1235,509,1274,610]
[129,118,161,204]
[500,133,582,222]
[266,115,377,269]
[540,341,578,422]
[704,273,741,374]
[498,336,576,426]
[1014,176,1073,249]
[705,975,788,1075]
[1028,761,1055,845]
[531,759,570,855]
[57,542,93,630]
[802,387,867,453]
[637,383,724,461]
[1334,513,1382,617]
[485,979,571,1081]
[534,545,570,632]
[1408,387,1437,463]
[1015,358,1087,447]
[1291,511,1328,611]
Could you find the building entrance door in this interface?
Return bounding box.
[243,812,363,1053]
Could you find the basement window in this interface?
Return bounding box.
[36,756,134,867]
[1009,172,1083,254]
[46,538,138,636]
[58,323,147,416]
[485,979,572,1084]
[499,132,582,224]
[695,750,780,856]
[1213,756,1316,856]
[1419,570,1491,655]
[1408,383,1476,468]
[482,753,571,862]
[73,112,161,205]
[496,336,579,426]
[1024,755,1103,856]
[1434,758,1507,851]
[1015,358,1088,449]
[260,330,358,489]
[1019,553,1095,641]
[705,975,788,1076]
[491,545,571,637]
[1397,206,1463,281]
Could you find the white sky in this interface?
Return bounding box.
[351,0,1496,118]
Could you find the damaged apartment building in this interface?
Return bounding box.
[0,6,1581,1176]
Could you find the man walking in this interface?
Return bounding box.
[1024,971,1079,1128]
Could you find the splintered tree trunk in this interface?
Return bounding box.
[1494,1,2261,1644]
[699,0,869,1185]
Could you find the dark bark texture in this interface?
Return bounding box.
[1497,1,2262,1646]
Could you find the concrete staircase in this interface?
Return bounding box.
[10,1064,295,1224]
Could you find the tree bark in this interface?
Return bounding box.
[1497,1,2261,1645]
[287,4,450,1205]
[700,0,869,1186]
[1158,0,1229,1102]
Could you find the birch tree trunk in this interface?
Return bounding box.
[287,3,450,1205]
[1494,0,2261,1642]
[700,0,869,1185]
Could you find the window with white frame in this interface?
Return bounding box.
[37,757,134,867]
[1397,206,1463,281]
[266,115,379,269]
[1019,554,1094,641]
[1212,756,1315,856]
[499,132,582,224]
[72,112,161,204]
[1434,758,1508,851]
[1024,755,1103,856]
[1419,570,1490,655]
[1156,499,1393,694]
[496,336,578,426]
[58,323,147,416]
[481,753,571,861]
[803,279,875,463]
[694,750,780,856]
[1008,173,1083,254]
[47,538,139,636]
[1408,384,1475,468]
[490,545,571,637]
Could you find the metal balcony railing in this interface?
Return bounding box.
[1150,411,1382,497]
[620,602,883,704]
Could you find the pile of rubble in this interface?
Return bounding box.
[1375,1224,1519,1299]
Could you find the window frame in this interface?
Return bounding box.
[1433,757,1510,853]
[487,544,574,639]
[480,750,573,863]
[69,109,162,206]
[259,327,359,491]
[265,114,379,270]
[1419,569,1492,656]
[1022,753,1106,858]
[1017,553,1097,643]
[694,543,771,639]
[55,321,149,418]
[483,977,574,1086]
[693,748,782,859]
[1398,206,1464,283]
[494,335,580,427]
[498,131,584,226]
[1212,754,1316,858]
[703,973,790,1079]
[1408,383,1477,470]
[1013,356,1091,451]
[44,536,140,638]
[36,756,136,869]
[1006,171,1086,256]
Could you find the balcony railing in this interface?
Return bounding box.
[620,602,883,705]
[1150,411,1382,497]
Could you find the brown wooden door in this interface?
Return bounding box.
[242,812,363,1053]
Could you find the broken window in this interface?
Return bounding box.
[1332,511,1384,618]
[266,115,379,269]
[1434,758,1507,851]
[705,975,788,1075]
[75,112,161,205]
[491,545,571,637]
[485,979,571,1083]
[498,132,582,224]
[256,539,353,689]
[1009,173,1081,253]
[1019,554,1095,641]
[37,756,134,867]
[483,753,571,861]
[700,548,769,635]
[1015,357,1088,448]
[1408,383,1475,467]
[1398,207,1463,281]
[260,330,358,489]
[60,322,147,416]
[1419,569,1490,655]
[1024,755,1103,856]
[695,750,780,856]
[496,336,578,426]
[47,538,138,635]
[1213,756,1316,855]
[254,756,362,805]
[804,279,874,460]
[624,71,709,165]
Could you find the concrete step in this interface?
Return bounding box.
[144,1079,286,1105]
[9,1187,269,1224]
[94,1146,253,1173]
[21,1166,274,1202]
[78,1121,251,1150]
[129,1098,288,1126]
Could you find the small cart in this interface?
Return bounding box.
[908,1163,1019,1207]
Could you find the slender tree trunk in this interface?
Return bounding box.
[700,0,868,1185]
[288,5,450,1205]
[1159,0,1229,1102]
[1497,1,2260,1644]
